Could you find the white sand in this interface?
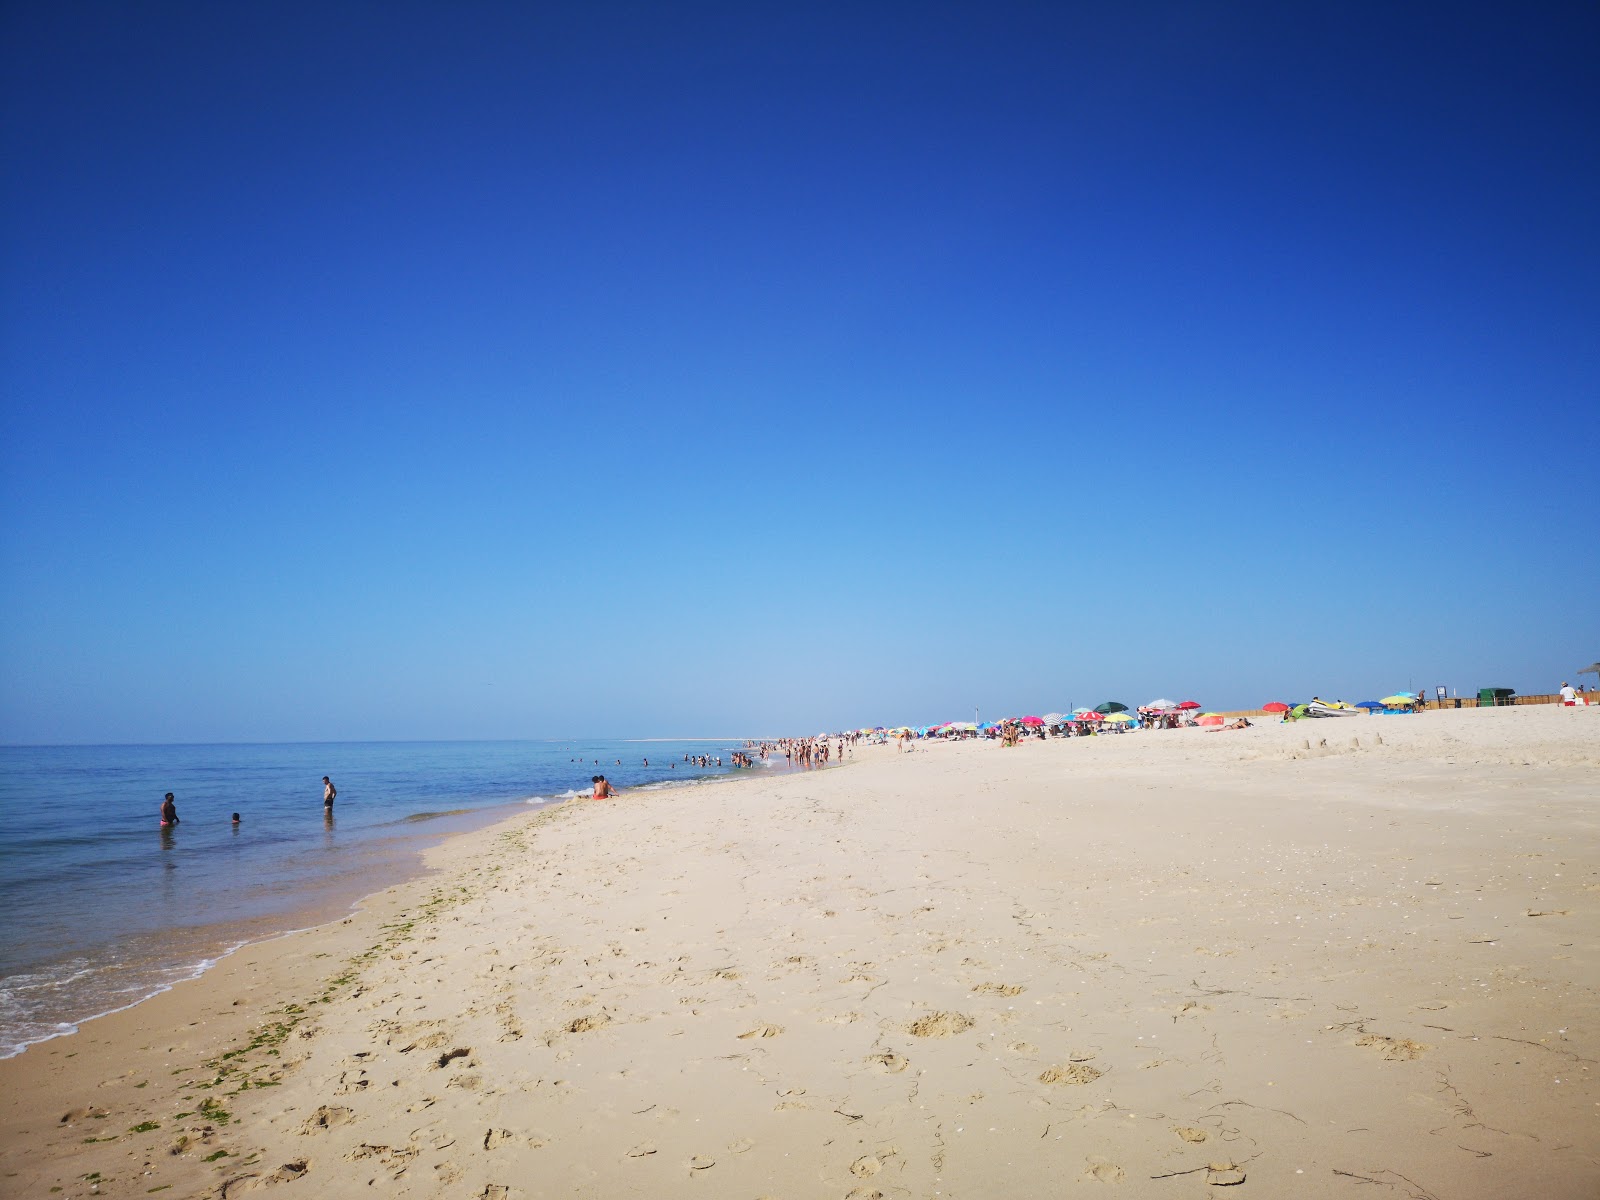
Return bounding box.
[3,703,1595,1198]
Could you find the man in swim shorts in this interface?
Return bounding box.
[323,776,337,810]
[160,792,179,825]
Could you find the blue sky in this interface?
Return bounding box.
[2,2,1596,742]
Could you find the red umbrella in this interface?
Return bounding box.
[1177,700,1201,709]
[1020,715,1044,727]
[1262,702,1289,713]
[1080,710,1104,721]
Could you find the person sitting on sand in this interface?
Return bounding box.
[160,792,179,826]
[591,775,616,799]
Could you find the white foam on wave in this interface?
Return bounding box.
[0,943,245,1060]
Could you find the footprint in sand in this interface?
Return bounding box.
[1040,1063,1104,1085]
[906,1011,974,1038]
[59,1106,111,1124]
[726,1137,755,1154]
[866,1051,909,1073]
[1008,1041,1039,1055]
[1174,1126,1208,1143]
[1356,1034,1428,1061]
[851,1152,893,1177]
[1085,1156,1124,1183]
[268,1160,309,1184]
[738,1023,785,1039]
[563,1014,611,1034]
[972,982,1025,995]
[483,1128,515,1149]
[300,1105,353,1133]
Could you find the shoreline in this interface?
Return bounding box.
[4,711,1595,1198]
[0,797,550,1063]
[0,797,579,1197]
[0,744,776,1063]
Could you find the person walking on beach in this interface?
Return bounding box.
[160,792,179,826]
[323,776,337,810]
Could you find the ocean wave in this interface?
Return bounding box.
[0,945,241,1060]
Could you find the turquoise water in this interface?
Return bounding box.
[0,739,766,1057]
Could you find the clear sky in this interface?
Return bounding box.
[2,2,1596,743]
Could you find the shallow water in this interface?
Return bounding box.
[0,738,773,1056]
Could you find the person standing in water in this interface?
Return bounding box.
[322,775,337,811]
[160,792,179,826]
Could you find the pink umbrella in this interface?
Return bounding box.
[1020,715,1044,727]
[1196,714,1225,726]
[1177,700,1201,710]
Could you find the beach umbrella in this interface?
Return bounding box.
[1356,701,1384,710]
[1041,712,1066,724]
[1094,701,1128,714]
[1079,710,1104,721]
[1020,715,1045,727]
[1380,695,1414,706]
[1145,698,1175,710]
[1072,707,1097,716]
[1177,700,1201,710]
[1262,702,1289,713]
[1104,712,1135,723]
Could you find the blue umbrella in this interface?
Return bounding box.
[1355,701,1384,709]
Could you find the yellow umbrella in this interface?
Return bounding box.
[1103,712,1135,723]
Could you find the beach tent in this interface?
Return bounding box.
[1196,714,1225,726]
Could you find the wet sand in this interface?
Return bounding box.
[2,704,1595,1198]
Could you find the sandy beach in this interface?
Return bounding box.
[2,704,1595,1199]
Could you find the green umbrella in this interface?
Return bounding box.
[1094,701,1128,714]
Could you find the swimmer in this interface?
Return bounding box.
[231,812,240,824]
[160,792,179,826]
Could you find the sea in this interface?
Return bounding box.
[0,738,774,1059]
